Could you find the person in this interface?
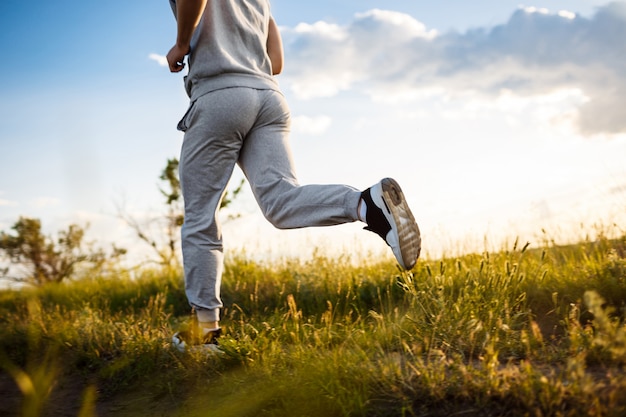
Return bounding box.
[166,0,421,351]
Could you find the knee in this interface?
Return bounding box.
[253,180,298,229]
[181,220,221,245]
[262,205,291,230]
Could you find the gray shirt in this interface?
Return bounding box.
[169,0,280,101]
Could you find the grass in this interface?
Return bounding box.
[0,233,625,416]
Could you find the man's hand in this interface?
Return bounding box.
[167,0,207,73]
[167,43,189,73]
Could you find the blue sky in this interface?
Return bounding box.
[1,1,625,264]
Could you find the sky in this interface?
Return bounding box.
[1,0,625,266]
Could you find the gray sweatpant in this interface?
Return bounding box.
[178,87,361,323]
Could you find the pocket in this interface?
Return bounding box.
[177,100,197,132]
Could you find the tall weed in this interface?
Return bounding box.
[0,234,625,416]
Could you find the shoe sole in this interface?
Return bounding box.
[376,178,421,270]
[172,333,224,355]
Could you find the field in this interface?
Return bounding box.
[1,233,626,416]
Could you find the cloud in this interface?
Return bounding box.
[32,197,60,208]
[291,115,333,136]
[0,199,18,207]
[353,9,437,40]
[149,53,168,67]
[282,3,626,136]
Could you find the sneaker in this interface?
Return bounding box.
[172,327,223,354]
[362,178,421,270]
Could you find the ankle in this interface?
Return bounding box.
[198,320,219,330]
[197,321,220,337]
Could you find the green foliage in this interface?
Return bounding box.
[120,157,246,268]
[0,217,125,286]
[159,156,245,212]
[159,158,182,207]
[0,234,625,416]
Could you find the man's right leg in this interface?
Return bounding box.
[238,89,421,270]
[238,89,362,229]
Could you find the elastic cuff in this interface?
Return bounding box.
[195,308,220,323]
[346,189,362,221]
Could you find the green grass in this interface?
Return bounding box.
[1,233,625,416]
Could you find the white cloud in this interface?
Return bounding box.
[283,21,359,98]
[32,197,60,208]
[282,3,626,136]
[148,53,168,67]
[558,10,577,20]
[354,9,437,40]
[291,115,333,136]
[289,72,358,99]
[293,21,347,40]
[0,199,17,207]
[522,6,550,15]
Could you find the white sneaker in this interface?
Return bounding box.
[362,178,421,270]
[172,328,223,355]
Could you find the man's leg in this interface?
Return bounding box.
[179,89,260,329]
[238,89,421,270]
[238,89,362,229]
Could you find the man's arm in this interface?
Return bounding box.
[267,17,284,75]
[166,0,208,73]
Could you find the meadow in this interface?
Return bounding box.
[1,232,625,416]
